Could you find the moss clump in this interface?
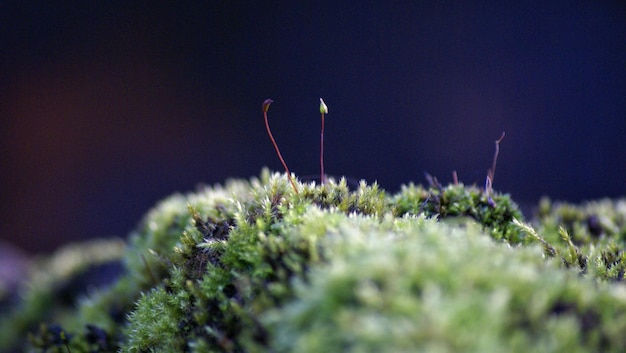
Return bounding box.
[265,216,626,353]
[392,181,523,243]
[519,197,626,281]
[0,238,125,351]
[2,169,626,352]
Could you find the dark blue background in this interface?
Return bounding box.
[1,1,624,253]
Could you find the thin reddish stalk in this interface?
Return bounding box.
[485,131,506,207]
[319,98,328,185]
[489,131,506,185]
[320,112,325,185]
[263,99,298,193]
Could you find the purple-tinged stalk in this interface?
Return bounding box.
[263,99,298,194]
[319,98,328,185]
[485,131,506,206]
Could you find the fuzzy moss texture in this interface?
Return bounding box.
[1,169,626,352]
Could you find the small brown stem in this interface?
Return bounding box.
[320,112,325,185]
[319,98,328,185]
[488,131,506,187]
[263,99,298,193]
[485,131,505,207]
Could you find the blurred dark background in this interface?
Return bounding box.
[1,1,624,254]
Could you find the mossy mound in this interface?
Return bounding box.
[2,169,626,352]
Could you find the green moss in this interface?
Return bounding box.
[0,238,125,351]
[2,169,626,352]
[515,198,626,282]
[392,182,524,242]
[264,216,626,352]
[537,197,626,245]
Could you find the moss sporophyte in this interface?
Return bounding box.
[319,98,328,185]
[4,98,626,352]
[262,98,298,193]
[263,98,330,191]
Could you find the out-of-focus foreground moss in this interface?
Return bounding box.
[1,169,625,352]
